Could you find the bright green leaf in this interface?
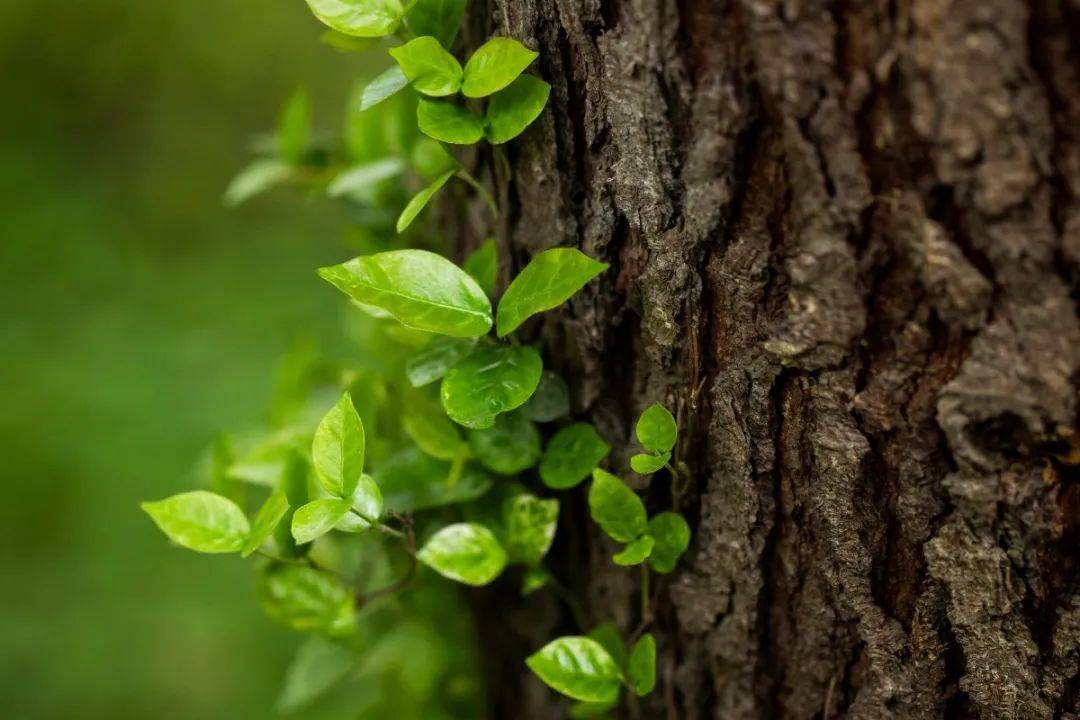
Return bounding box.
[485,75,551,144]
[417,522,508,586]
[629,451,669,475]
[613,534,654,566]
[525,636,621,703]
[468,410,541,474]
[463,238,498,298]
[405,335,476,386]
[223,159,291,207]
[396,169,454,232]
[291,498,352,544]
[389,36,462,96]
[241,490,290,558]
[539,423,610,489]
[141,491,250,554]
[327,157,405,199]
[318,250,493,337]
[278,87,311,163]
[358,65,409,111]
[404,0,466,47]
[587,623,626,669]
[305,0,405,37]
[404,402,465,460]
[410,137,458,179]
[588,469,647,543]
[462,37,538,98]
[504,493,559,565]
[496,248,608,336]
[417,99,484,144]
[636,403,677,454]
[627,633,656,696]
[523,370,570,422]
[440,344,543,428]
[311,392,366,498]
[257,564,355,637]
[647,511,690,574]
[334,474,384,532]
[522,566,551,596]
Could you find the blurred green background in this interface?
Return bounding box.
[0,2,377,716]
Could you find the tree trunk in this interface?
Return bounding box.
[466,1,1080,717]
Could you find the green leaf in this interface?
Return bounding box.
[629,451,669,475]
[320,29,377,53]
[305,0,405,37]
[276,636,359,713]
[404,0,466,47]
[523,370,570,422]
[257,564,355,637]
[417,98,484,144]
[485,75,551,144]
[587,623,626,668]
[141,491,250,554]
[327,158,405,200]
[522,566,551,596]
[440,344,543,428]
[311,392,366,498]
[613,534,654,566]
[504,493,559,565]
[588,469,647,543]
[468,410,541,474]
[410,137,458,180]
[404,402,465,460]
[417,522,508,585]
[539,423,611,489]
[376,447,491,511]
[334,474,384,532]
[223,159,291,207]
[570,700,618,719]
[405,335,476,386]
[627,633,656,696]
[358,65,409,111]
[241,490,290,558]
[647,511,690,574]
[274,451,311,559]
[389,36,462,96]
[496,248,608,336]
[291,499,353,544]
[525,636,621,703]
[462,37,539,98]
[463,238,498,298]
[319,250,492,337]
[396,169,454,233]
[636,403,677,454]
[278,87,311,163]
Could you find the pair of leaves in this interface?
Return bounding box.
[142,489,290,558]
[392,35,537,99]
[630,403,677,475]
[526,632,656,704]
[588,469,690,573]
[416,75,550,146]
[416,522,507,586]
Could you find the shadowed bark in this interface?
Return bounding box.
[460,1,1080,717]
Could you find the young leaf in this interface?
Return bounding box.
[278,87,311,164]
[588,469,647,543]
[389,36,462,96]
[334,474,384,532]
[523,370,570,422]
[396,169,454,232]
[526,637,622,703]
[485,75,551,144]
[404,402,465,460]
[647,511,691,574]
[587,623,626,668]
[358,65,409,111]
[539,423,611,489]
[291,498,353,544]
[241,490,290,558]
[496,248,608,336]
[327,157,405,199]
[462,37,539,98]
[405,335,476,386]
[504,493,559,565]
[257,564,355,637]
[463,238,498,298]
[629,451,669,475]
[404,0,466,47]
[311,392,366,498]
[410,137,458,180]
[417,522,508,585]
[613,534,654,566]
[468,410,541,474]
[305,0,405,38]
[440,344,543,428]
[417,98,484,144]
[318,250,493,337]
[627,633,657,696]
[522,566,552,596]
[141,491,250,554]
[636,403,677,454]
[223,159,291,207]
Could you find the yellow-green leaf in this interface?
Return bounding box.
[396,169,454,233]
[526,636,621,703]
[141,491,250,554]
[291,498,352,544]
[539,422,611,489]
[647,511,690,574]
[389,36,462,96]
[496,248,608,336]
[241,490,290,558]
[587,469,646,543]
[627,633,656,696]
[485,75,550,144]
[311,392,366,498]
[462,37,538,98]
[636,403,677,454]
[417,98,484,144]
[613,534,654,566]
[417,522,507,585]
[305,0,405,37]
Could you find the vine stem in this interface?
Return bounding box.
[350,508,407,541]
[455,168,499,219]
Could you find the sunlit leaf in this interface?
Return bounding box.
[396,169,454,232]
[291,498,353,544]
[241,490,290,558]
[358,65,409,111]
[389,36,462,96]
[526,636,621,703]
[612,534,654,566]
[417,522,507,585]
[462,37,538,98]
[468,410,541,474]
[334,474,384,532]
[141,491,250,554]
[485,75,550,144]
[440,344,543,428]
[417,98,484,144]
[496,248,608,336]
[587,469,646,543]
[539,423,610,489]
[629,451,669,475]
[311,392,366,498]
[305,0,405,37]
[627,633,656,696]
[503,493,559,565]
[257,564,355,637]
[647,511,690,574]
[636,403,677,454]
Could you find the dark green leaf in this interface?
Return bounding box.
[417,98,484,144]
[588,469,647,543]
[462,37,538,98]
[396,169,454,232]
[523,370,570,422]
[468,410,541,474]
[311,392,366,498]
[496,248,608,336]
[525,636,621,703]
[417,522,507,585]
[613,534,654,566]
[358,65,409,111]
[636,403,677,454]
[241,490,290,558]
[404,0,466,47]
[440,344,543,428]
[141,491,250,554]
[405,335,476,386]
[318,250,493,337]
[223,159,291,206]
[463,238,498,298]
[305,0,405,37]
[485,75,551,144]
[647,511,690,574]
[389,36,462,96]
[257,564,355,637]
[627,633,656,696]
[291,498,353,544]
[278,87,311,163]
[504,493,559,565]
[539,423,610,490]
[629,451,669,475]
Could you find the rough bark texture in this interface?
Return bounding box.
[464,1,1080,717]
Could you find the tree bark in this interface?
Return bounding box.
[466,1,1080,717]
